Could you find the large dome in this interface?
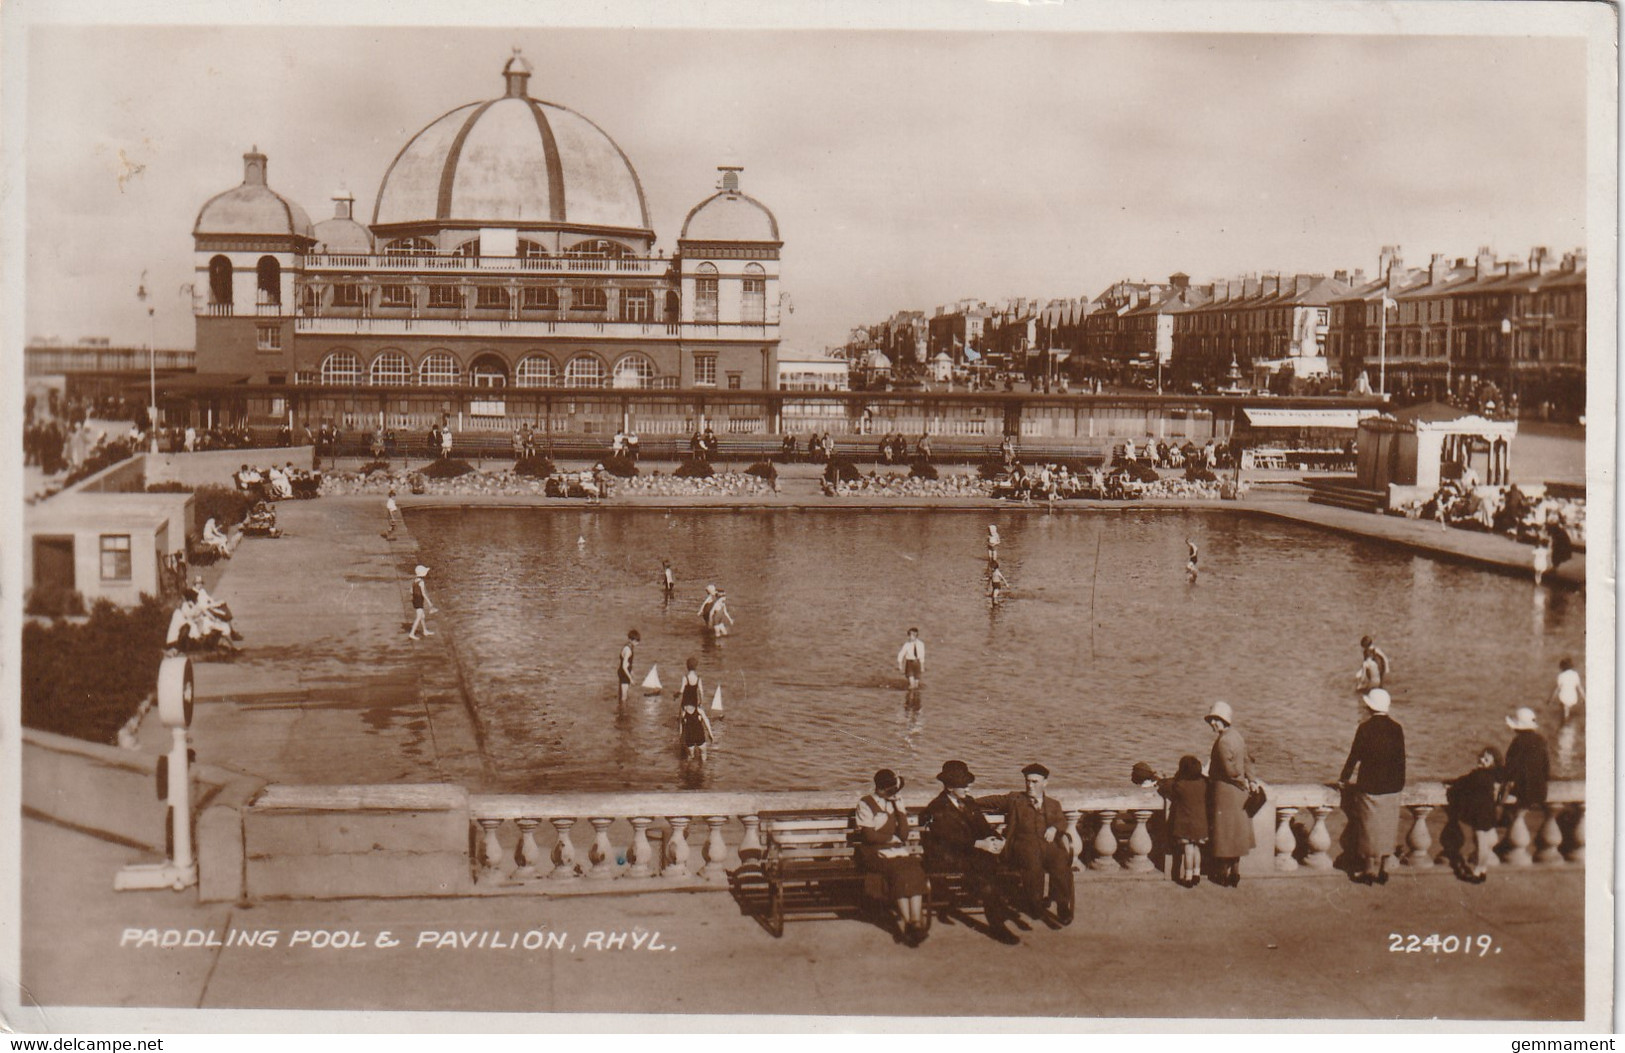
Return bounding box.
[373,54,650,233]
[194,150,315,240]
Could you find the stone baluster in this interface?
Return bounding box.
[1535,805,1565,865]
[513,818,544,879]
[626,817,656,878]
[586,817,618,879]
[663,816,693,879]
[1088,810,1119,870]
[476,818,506,881]
[1304,806,1334,869]
[548,818,581,880]
[1502,808,1534,867]
[738,815,764,863]
[1402,805,1435,868]
[1123,810,1156,872]
[1273,807,1300,871]
[1566,804,1584,863]
[1062,808,1085,871]
[700,816,731,880]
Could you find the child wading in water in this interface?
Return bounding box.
[987,558,1008,605]
[679,695,714,756]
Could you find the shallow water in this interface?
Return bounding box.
[410,507,1585,793]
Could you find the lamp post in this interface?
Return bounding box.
[1501,316,1514,413]
[137,275,157,454]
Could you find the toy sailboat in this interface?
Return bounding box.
[642,666,662,693]
[711,686,724,712]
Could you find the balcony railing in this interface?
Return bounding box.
[463,781,1583,890]
[292,316,772,340]
[304,253,669,276]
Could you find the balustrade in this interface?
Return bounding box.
[462,784,1583,892]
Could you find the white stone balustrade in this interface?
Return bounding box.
[465,782,1585,891]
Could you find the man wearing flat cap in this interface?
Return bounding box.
[922,760,1019,944]
[980,762,1075,926]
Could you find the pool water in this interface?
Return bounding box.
[410,508,1585,793]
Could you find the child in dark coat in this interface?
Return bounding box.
[1445,745,1502,883]
[1134,755,1210,887]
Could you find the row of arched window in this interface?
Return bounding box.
[316,349,659,389]
[379,236,636,259]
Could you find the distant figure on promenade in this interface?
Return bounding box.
[922,760,1017,944]
[407,565,437,640]
[1356,635,1390,692]
[678,656,704,711]
[662,559,677,597]
[618,629,640,703]
[698,584,719,626]
[897,627,926,690]
[1338,688,1406,885]
[980,763,1074,926]
[1204,701,1255,887]
[1548,656,1585,721]
[384,488,401,537]
[1185,538,1199,584]
[1500,707,1550,831]
[855,768,930,946]
[678,693,714,757]
[707,590,734,637]
[1444,745,1503,884]
[988,559,1008,605]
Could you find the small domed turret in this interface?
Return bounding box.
[194,148,315,240]
[680,166,779,243]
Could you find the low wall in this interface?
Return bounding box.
[144,446,315,490]
[73,456,147,494]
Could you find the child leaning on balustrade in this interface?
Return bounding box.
[1133,756,1209,887]
[1444,745,1503,884]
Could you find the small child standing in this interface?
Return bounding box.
[1165,755,1210,886]
[1445,745,1503,884]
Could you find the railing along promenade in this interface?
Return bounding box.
[464,782,1584,889]
[304,252,670,275]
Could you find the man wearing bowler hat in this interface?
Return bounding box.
[981,763,1075,926]
[922,760,1019,944]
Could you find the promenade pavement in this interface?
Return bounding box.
[18,815,1587,1024]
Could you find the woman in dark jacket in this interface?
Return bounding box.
[854,769,930,946]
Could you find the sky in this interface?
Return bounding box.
[19,16,1593,354]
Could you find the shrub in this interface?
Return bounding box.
[1121,461,1161,484]
[61,440,136,489]
[512,456,557,478]
[824,458,861,484]
[909,461,939,480]
[23,595,169,744]
[975,457,1007,481]
[194,484,251,528]
[145,481,190,493]
[359,460,393,476]
[602,454,640,478]
[418,458,475,479]
[675,459,714,479]
[1185,465,1218,483]
[24,583,86,618]
[745,461,778,481]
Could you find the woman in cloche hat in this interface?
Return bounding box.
[853,769,930,946]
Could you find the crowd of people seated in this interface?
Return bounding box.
[1111,437,1236,471]
[164,577,243,655]
[543,464,611,501]
[1403,471,1585,552]
[234,462,322,501]
[876,432,931,465]
[241,501,282,538]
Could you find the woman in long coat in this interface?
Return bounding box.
[1205,700,1255,887]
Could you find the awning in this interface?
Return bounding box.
[1242,407,1378,429]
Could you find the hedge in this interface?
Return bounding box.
[23,595,170,745]
[675,459,714,479]
[512,456,557,478]
[418,458,476,479]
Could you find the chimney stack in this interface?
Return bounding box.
[1528,245,1551,275]
[1385,251,1406,293]
[1429,253,1450,286]
[1475,247,1497,280]
[1333,269,1349,284]
[1262,274,1280,298]
[1378,245,1401,281]
[1351,268,1367,287]
[1294,274,1313,296]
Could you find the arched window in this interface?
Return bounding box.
[383,237,436,257]
[320,350,361,385]
[209,255,233,305]
[664,290,680,321]
[742,263,766,323]
[518,239,549,259]
[419,351,460,386]
[612,353,657,389]
[515,354,559,388]
[695,262,719,322]
[564,238,630,259]
[256,257,281,305]
[564,353,606,388]
[370,350,411,386]
[470,353,509,388]
[452,237,481,258]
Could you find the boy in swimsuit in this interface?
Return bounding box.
[988,559,1008,605]
[698,585,718,625]
[618,629,640,703]
[709,590,734,637]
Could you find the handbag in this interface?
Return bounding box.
[1243,781,1269,818]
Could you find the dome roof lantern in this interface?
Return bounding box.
[502,48,532,98]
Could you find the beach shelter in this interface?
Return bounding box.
[1356,401,1518,497]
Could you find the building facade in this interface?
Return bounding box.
[190,54,782,433]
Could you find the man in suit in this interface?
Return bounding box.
[981,762,1075,926]
[921,760,1019,944]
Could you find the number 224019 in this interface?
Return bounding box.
[1389,933,1499,956]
